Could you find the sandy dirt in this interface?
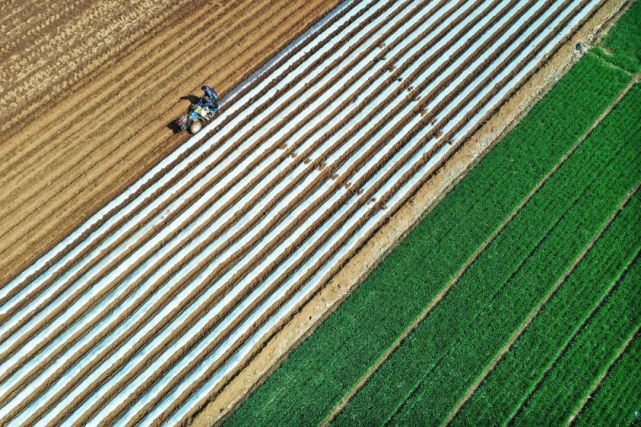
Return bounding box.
[191,1,631,425]
[0,0,341,286]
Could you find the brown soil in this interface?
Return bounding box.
[191,1,630,425]
[0,0,341,287]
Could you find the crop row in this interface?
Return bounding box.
[336,85,641,426]
[574,329,641,426]
[452,192,641,424]
[147,5,591,419]
[389,133,641,425]
[0,0,544,316]
[225,44,632,425]
[0,0,370,416]
[511,254,641,424]
[0,0,407,311]
[148,2,612,422]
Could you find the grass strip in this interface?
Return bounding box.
[511,255,641,425]
[225,52,630,426]
[342,92,641,425]
[392,134,641,425]
[574,332,641,426]
[451,194,641,425]
[594,0,641,73]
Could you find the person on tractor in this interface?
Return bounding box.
[175,85,220,133]
[200,85,219,113]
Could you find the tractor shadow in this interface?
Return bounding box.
[167,95,201,133]
[181,94,200,104]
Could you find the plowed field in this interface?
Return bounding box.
[0,0,340,286]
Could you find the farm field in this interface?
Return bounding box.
[224,3,641,425]
[0,0,341,286]
[1,0,637,425]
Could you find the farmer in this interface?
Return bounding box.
[200,85,218,112]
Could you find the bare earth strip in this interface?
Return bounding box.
[0,0,341,286]
[192,1,630,424]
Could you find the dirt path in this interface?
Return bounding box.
[0,0,341,286]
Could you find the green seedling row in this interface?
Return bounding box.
[511,256,641,425]
[594,0,641,73]
[226,51,631,426]
[452,194,641,425]
[335,86,641,425]
[574,332,641,426]
[385,128,641,424]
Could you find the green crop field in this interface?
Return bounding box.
[226,3,641,426]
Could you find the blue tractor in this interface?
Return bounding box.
[175,85,219,134]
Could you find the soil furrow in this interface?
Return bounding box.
[0,0,392,342]
[0,0,333,286]
[0,0,332,364]
[0,0,373,333]
[0,0,353,292]
[0,0,282,212]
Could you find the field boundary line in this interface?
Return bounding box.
[192,2,630,424]
[566,326,641,425]
[322,54,639,427]
[506,221,641,424]
[568,328,641,425]
[444,186,641,425]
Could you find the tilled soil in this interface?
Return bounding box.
[0,0,341,286]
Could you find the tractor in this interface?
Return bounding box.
[175,85,219,134]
